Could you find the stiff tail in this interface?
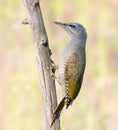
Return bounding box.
[51,97,65,127]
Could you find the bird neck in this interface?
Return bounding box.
[71,37,86,49]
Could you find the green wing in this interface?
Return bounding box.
[64,52,83,101]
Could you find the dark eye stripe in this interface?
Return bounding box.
[69,24,76,28]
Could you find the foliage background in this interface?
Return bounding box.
[0,0,118,130]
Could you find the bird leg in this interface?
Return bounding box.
[48,47,56,79]
[50,61,63,87]
[50,59,57,79]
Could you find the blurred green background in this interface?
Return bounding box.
[0,0,118,130]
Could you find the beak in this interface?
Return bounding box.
[54,21,68,28]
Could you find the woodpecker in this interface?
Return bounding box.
[51,21,87,126]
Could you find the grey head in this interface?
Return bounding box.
[55,21,87,40]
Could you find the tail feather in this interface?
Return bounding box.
[51,97,65,127]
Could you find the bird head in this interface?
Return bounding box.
[55,21,87,39]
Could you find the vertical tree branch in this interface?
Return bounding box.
[23,0,60,130]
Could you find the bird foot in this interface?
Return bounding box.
[50,59,57,80]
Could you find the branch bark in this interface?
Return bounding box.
[23,0,60,130]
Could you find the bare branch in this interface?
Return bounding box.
[23,0,60,129]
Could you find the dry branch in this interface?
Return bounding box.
[23,0,60,130]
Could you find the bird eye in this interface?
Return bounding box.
[69,24,76,28]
